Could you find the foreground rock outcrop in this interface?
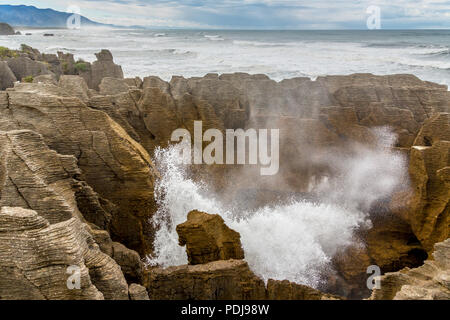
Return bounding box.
[177,210,245,265]
[0,129,131,299]
[0,82,157,255]
[371,239,450,300]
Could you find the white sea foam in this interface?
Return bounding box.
[5,29,449,87]
[146,128,407,288]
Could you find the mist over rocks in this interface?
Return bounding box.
[0,45,449,300]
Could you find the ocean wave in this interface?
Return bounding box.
[204,34,225,41]
[365,42,440,49]
[424,48,450,57]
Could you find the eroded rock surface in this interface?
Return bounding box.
[147,260,266,300]
[371,239,450,300]
[176,210,245,265]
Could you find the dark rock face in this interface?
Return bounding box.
[177,210,245,265]
[0,22,15,35]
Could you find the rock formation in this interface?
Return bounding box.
[176,210,245,265]
[370,239,450,300]
[91,50,124,90]
[0,130,130,299]
[0,45,449,300]
[0,23,16,35]
[146,210,341,300]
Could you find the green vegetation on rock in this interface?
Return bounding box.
[22,75,34,83]
[0,46,18,59]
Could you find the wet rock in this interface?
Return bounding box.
[176,210,245,265]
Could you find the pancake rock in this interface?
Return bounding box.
[128,283,150,300]
[0,81,157,255]
[176,210,245,265]
[0,130,129,299]
[146,260,266,300]
[393,113,450,253]
[370,239,450,300]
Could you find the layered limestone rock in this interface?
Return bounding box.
[176,210,245,265]
[0,82,157,255]
[0,130,131,299]
[146,260,267,300]
[0,207,129,300]
[129,283,150,300]
[91,50,124,90]
[392,113,450,253]
[146,210,341,300]
[7,57,51,81]
[266,280,340,300]
[370,239,450,300]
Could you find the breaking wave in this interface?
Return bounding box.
[146,128,407,288]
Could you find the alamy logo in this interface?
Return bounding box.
[171,121,280,176]
[366,5,381,30]
[66,5,81,30]
[66,265,81,290]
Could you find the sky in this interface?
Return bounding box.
[1,0,449,29]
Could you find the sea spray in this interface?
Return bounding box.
[146,128,407,288]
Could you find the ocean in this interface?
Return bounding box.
[1,28,449,86]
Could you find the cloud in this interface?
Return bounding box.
[1,0,449,28]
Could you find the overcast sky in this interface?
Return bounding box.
[1,0,449,29]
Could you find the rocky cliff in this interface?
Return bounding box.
[0,46,448,300]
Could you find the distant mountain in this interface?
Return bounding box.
[0,4,107,28]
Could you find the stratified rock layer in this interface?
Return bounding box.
[146,260,266,300]
[0,82,157,255]
[371,239,450,300]
[176,210,245,265]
